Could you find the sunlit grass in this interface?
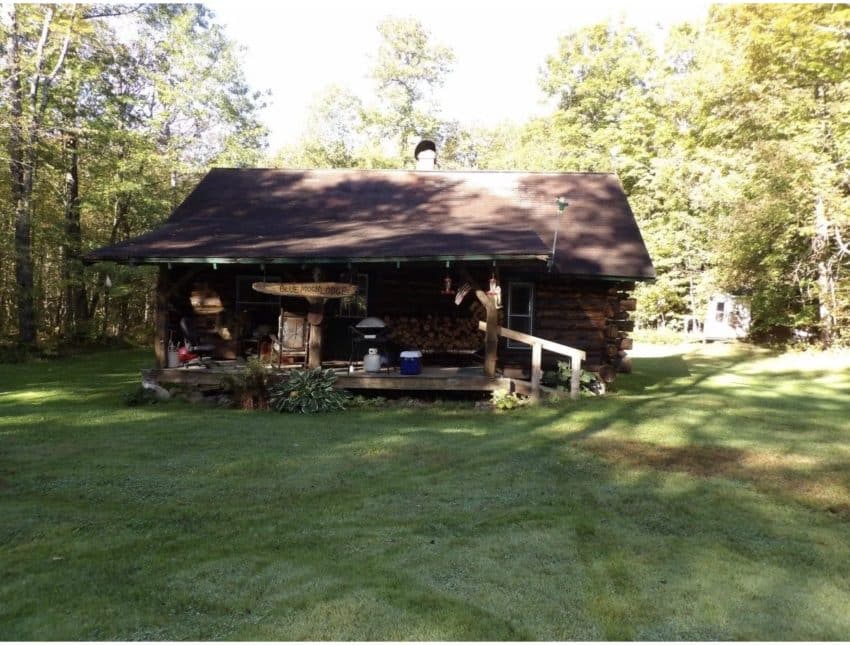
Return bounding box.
[0,345,849,639]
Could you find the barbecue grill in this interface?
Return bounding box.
[349,317,391,371]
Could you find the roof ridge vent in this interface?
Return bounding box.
[414,139,437,171]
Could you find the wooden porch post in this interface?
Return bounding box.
[154,265,168,368]
[475,290,499,378]
[570,356,582,400]
[306,299,324,369]
[530,341,542,401]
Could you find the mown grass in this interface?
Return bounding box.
[1,343,849,640]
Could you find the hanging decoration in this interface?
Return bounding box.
[441,260,455,295]
[454,282,471,306]
[441,273,455,295]
[487,271,503,309]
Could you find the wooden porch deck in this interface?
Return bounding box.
[142,363,535,394]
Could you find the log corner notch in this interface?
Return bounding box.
[604,283,637,378]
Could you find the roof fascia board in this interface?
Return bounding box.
[97,254,551,265]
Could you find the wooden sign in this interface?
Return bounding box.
[252,282,358,298]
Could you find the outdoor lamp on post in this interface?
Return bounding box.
[548,196,569,272]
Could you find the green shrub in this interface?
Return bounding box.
[0,344,32,364]
[268,368,348,413]
[490,388,528,411]
[121,386,162,407]
[220,358,278,410]
[542,360,606,395]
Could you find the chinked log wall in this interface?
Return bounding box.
[373,270,637,383]
[530,280,636,381]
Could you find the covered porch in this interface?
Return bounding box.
[143,316,586,399]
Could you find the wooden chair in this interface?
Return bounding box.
[273,311,308,367]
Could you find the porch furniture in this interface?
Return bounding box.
[252,282,358,368]
[274,311,308,367]
[348,317,392,373]
[178,316,216,366]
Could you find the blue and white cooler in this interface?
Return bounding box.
[399,350,422,375]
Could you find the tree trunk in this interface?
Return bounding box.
[813,196,835,346]
[62,133,89,339]
[6,6,37,345]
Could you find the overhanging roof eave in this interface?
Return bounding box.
[84,253,552,266]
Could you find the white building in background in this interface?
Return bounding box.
[703,294,751,341]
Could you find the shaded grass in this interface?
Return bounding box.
[1,344,849,639]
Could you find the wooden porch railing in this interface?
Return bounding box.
[478,320,586,400]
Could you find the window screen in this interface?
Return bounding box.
[507,282,534,349]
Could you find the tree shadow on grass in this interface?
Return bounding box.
[2,347,850,639]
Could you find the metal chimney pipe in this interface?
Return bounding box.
[414,139,437,170]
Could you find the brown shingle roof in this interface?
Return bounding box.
[86,168,655,279]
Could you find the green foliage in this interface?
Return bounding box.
[120,385,161,407]
[268,368,348,414]
[220,358,277,410]
[542,361,605,396]
[490,388,528,411]
[0,343,34,364]
[0,4,267,344]
[271,16,456,169]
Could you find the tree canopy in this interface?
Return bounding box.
[2,4,849,348]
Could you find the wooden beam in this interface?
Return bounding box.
[142,368,230,387]
[570,356,582,400]
[479,292,499,379]
[530,341,542,401]
[476,321,586,361]
[335,374,504,391]
[154,266,168,368]
[118,254,550,266]
[306,299,324,368]
[458,267,499,379]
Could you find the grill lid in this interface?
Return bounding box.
[355,316,387,329]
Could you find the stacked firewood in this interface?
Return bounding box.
[383,309,490,352]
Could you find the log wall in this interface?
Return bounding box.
[501,277,636,383]
[159,264,638,381]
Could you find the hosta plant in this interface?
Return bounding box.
[268,368,348,413]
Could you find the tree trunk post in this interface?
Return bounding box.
[307,298,325,369]
[570,355,582,400]
[475,291,499,378]
[154,265,168,368]
[530,341,542,401]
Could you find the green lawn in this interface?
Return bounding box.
[1,343,849,640]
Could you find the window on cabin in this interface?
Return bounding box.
[506,282,534,349]
[715,300,725,322]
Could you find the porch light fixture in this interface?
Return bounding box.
[548,196,569,272]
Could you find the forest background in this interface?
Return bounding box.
[1,3,848,352]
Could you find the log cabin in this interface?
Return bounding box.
[86,141,654,396]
